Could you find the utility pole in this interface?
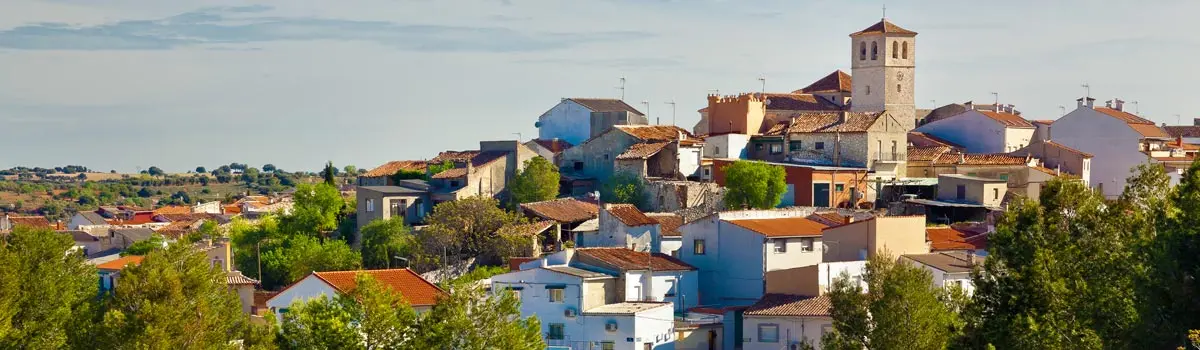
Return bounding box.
[664,100,677,126]
[642,101,653,124]
[991,92,999,106]
[1058,105,1066,116]
[1132,101,1140,114]
[758,76,766,95]
[617,77,626,100]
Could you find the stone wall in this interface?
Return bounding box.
[644,180,722,213]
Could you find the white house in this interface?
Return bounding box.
[914,108,1035,153]
[536,98,647,146]
[69,211,112,236]
[579,204,661,252]
[742,294,833,350]
[191,201,222,214]
[677,210,830,306]
[266,269,445,320]
[491,260,678,349]
[574,247,700,312]
[1049,97,1172,198]
[902,251,983,295]
[646,213,684,257]
[702,133,752,159]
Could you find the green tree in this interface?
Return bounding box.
[262,164,276,173]
[415,197,526,269]
[95,244,273,349]
[360,218,415,269]
[822,253,963,350]
[121,234,166,256]
[414,280,543,349]
[195,166,206,173]
[260,235,361,290]
[279,295,361,350]
[323,161,338,186]
[390,169,425,183]
[426,160,455,178]
[722,160,788,209]
[343,165,357,175]
[600,171,646,209]
[0,227,98,349]
[280,273,418,350]
[1135,162,1200,347]
[147,166,165,177]
[509,157,560,205]
[281,183,344,236]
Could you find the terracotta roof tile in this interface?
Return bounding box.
[758,93,844,111]
[363,160,427,177]
[904,251,982,273]
[312,269,446,306]
[1031,120,1055,125]
[796,70,852,93]
[151,206,192,216]
[1095,107,1155,125]
[725,217,829,237]
[520,198,599,223]
[531,139,573,153]
[851,19,917,36]
[500,221,555,236]
[227,270,260,286]
[117,212,156,225]
[745,294,831,317]
[96,255,144,271]
[576,248,696,271]
[253,291,278,308]
[774,111,884,134]
[616,142,671,160]
[926,227,981,251]
[508,257,538,271]
[978,110,1034,128]
[431,167,468,179]
[646,213,683,237]
[908,146,953,162]
[908,132,963,149]
[567,98,644,116]
[6,216,51,229]
[1129,123,1171,138]
[806,212,849,226]
[932,152,1028,166]
[615,125,693,141]
[431,150,480,163]
[1152,156,1195,163]
[605,204,658,226]
[1164,126,1200,138]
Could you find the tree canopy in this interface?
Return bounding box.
[722,160,787,209]
[414,197,528,269]
[509,157,560,205]
[0,227,97,349]
[359,217,415,269]
[600,171,646,209]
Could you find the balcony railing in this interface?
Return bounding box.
[874,153,906,162]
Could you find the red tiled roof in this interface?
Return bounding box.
[725,217,829,237]
[1164,125,1200,138]
[531,139,573,153]
[119,212,156,225]
[796,70,852,94]
[1152,156,1195,163]
[745,294,831,317]
[615,125,693,141]
[567,98,645,116]
[6,216,51,229]
[431,150,480,163]
[616,142,671,160]
[508,257,538,271]
[851,19,917,36]
[932,152,1028,166]
[908,146,953,162]
[312,269,446,306]
[605,204,658,227]
[1037,140,1093,158]
[431,167,467,179]
[978,111,1034,128]
[363,160,427,177]
[501,221,555,236]
[806,212,849,226]
[152,206,192,216]
[1095,107,1155,125]
[576,248,696,271]
[646,213,683,237]
[908,132,963,149]
[1031,120,1055,125]
[926,227,980,251]
[520,198,599,223]
[254,291,278,308]
[227,271,260,286]
[758,93,844,111]
[1129,124,1171,138]
[770,111,884,134]
[96,255,145,271]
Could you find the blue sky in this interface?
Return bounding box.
[1,0,1196,172]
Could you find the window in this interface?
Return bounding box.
[665,279,677,297]
[603,154,609,160]
[993,188,1000,200]
[366,199,374,212]
[815,142,825,150]
[390,199,405,218]
[789,141,802,151]
[903,41,909,59]
[866,85,871,95]
[956,185,967,200]
[574,161,583,171]
[897,84,901,93]
[892,41,898,58]
[758,324,780,343]
[773,239,787,253]
[548,323,565,340]
[835,184,845,192]
[756,143,764,151]
[769,144,783,154]
[871,41,878,60]
[704,168,711,176]
[600,342,615,350]
[801,237,815,252]
[694,239,706,255]
[450,180,460,187]
[549,288,564,303]
[714,146,720,155]
[859,41,866,60]
[999,174,1009,181]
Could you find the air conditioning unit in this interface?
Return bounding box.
[605,322,619,332]
[564,308,577,318]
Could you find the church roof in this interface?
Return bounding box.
[756,93,844,112]
[796,70,853,94]
[851,19,917,36]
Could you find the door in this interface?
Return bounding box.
[813,183,831,207]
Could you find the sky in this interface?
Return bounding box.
[1,0,1197,173]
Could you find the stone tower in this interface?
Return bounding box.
[850,19,918,129]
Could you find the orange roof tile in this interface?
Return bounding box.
[531,139,574,153]
[363,160,427,177]
[6,216,51,229]
[96,255,145,271]
[907,146,953,162]
[1031,120,1055,125]
[605,204,658,227]
[908,132,963,149]
[796,70,852,94]
[646,213,683,237]
[806,212,849,226]
[508,257,538,271]
[1095,107,1155,124]
[759,93,844,111]
[520,198,599,223]
[431,167,468,179]
[615,125,693,142]
[851,19,917,36]
[926,227,981,251]
[772,111,884,134]
[978,110,1034,128]
[932,152,1028,166]
[616,142,671,160]
[745,294,831,317]
[576,248,696,271]
[152,206,192,216]
[1129,123,1171,138]
[312,269,446,306]
[431,150,480,163]
[725,217,829,237]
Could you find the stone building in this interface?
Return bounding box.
[560,125,701,182]
[428,141,539,203]
[536,98,646,146]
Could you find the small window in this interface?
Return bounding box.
[835,184,845,192]
[714,146,720,155]
[903,41,909,59]
[450,180,460,187]
[897,84,901,93]
[573,161,583,171]
[871,41,878,60]
[789,142,801,151]
[694,239,706,255]
[366,199,374,212]
[993,188,1000,200]
[815,142,825,150]
[999,174,1009,181]
[769,144,783,154]
[866,85,871,95]
[601,342,615,350]
[549,288,564,303]
[773,239,787,253]
[801,237,815,252]
[756,143,764,151]
[703,168,711,176]
[548,323,565,340]
[603,154,609,160]
[758,324,780,343]
[956,185,967,200]
[859,42,866,60]
[665,279,677,297]
[892,41,898,58]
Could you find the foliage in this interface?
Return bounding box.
[322,161,338,186]
[360,217,416,269]
[1135,162,1200,347]
[281,183,344,236]
[0,227,98,349]
[147,166,165,177]
[343,165,357,175]
[260,235,361,290]
[414,197,527,269]
[722,160,788,209]
[263,164,276,173]
[279,295,361,350]
[94,243,273,349]
[442,265,508,288]
[195,166,206,173]
[509,157,560,205]
[121,234,167,256]
[426,160,455,178]
[822,252,962,350]
[600,171,646,209]
[390,169,426,183]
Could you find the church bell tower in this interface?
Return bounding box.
[850,18,918,128]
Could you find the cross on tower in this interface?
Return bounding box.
[882,4,886,19]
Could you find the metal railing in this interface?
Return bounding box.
[874,153,906,161]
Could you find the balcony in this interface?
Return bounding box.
[874,153,906,162]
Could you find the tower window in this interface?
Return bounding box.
[897,84,901,93]
[892,41,898,59]
[902,41,909,59]
[871,41,878,60]
[859,42,866,60]
[866,85,871,95]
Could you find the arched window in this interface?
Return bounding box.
[902,41,909,59]
[896,84,901,92]
[859,42,866,60]
[871,41,878,60]
[892,41,898,59]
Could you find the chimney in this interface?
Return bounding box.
[993,103,1002,112]
[967,250,978,265]
[1114,98,1125,112]
[1194,118,1200,126]
[1105,99,1113,108]
[965,101,974,110]
[1086,97,1095,109]
[839,111,848,124]
[1077,97,1085,109]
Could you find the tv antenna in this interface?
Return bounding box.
[664,100,677,126]
[617,77,626,100]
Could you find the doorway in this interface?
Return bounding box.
[813,183,831,207]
